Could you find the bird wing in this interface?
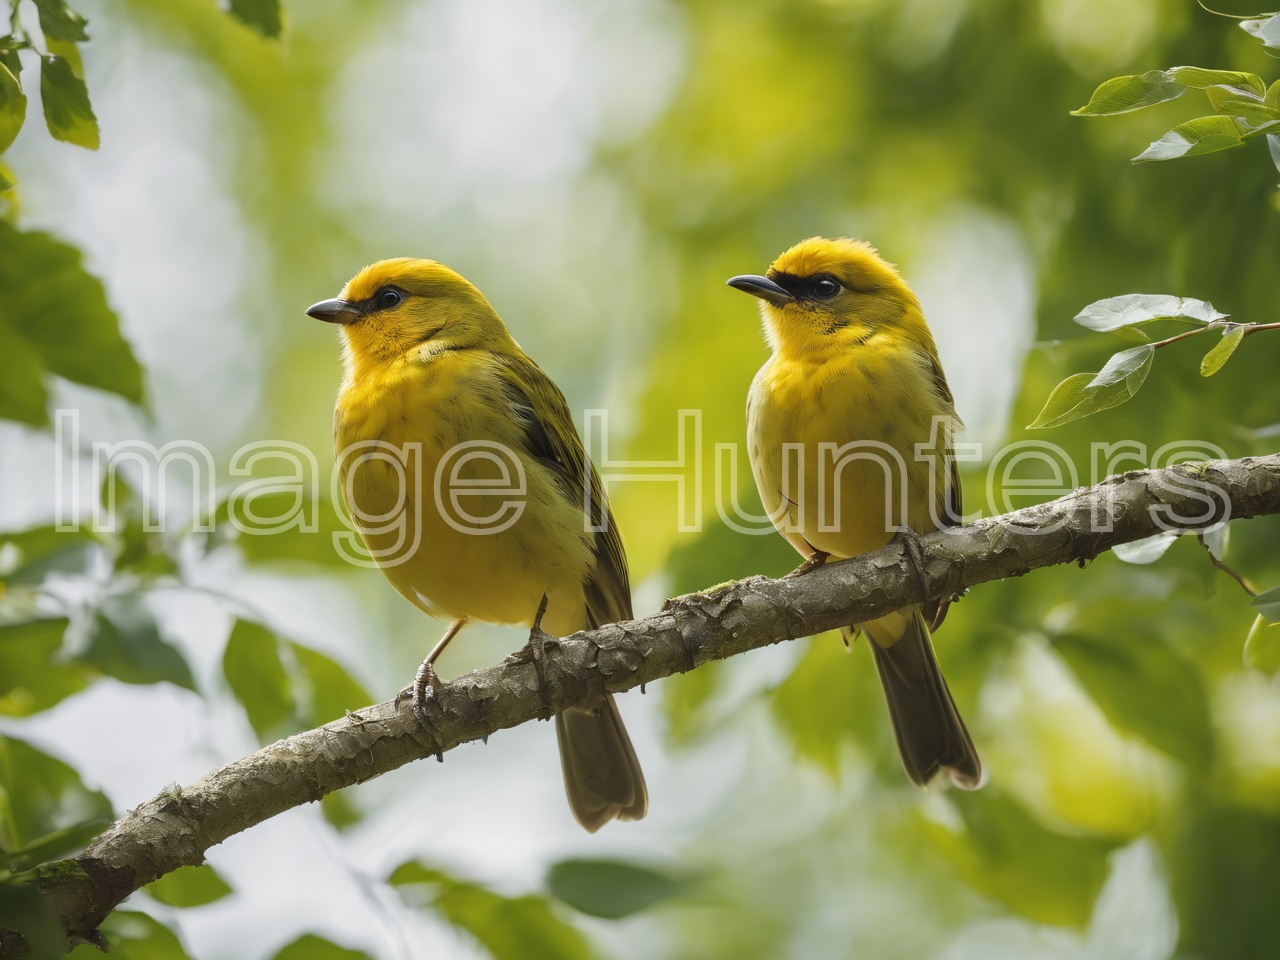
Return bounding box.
[923,350,962,630]
[496,355,633,627]
[923,349,963,531]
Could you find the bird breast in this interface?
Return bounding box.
[746,342,949,559]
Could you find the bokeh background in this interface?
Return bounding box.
[3,0,1280,957]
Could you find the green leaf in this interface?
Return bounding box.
[1200,324,1246,376]
[1202,522,1229,561]
[1241,117,1280,140]
[548,859,685,919]
[1168,801,1280,960]
[32,0,89,43]
[102,479,180,578]
[389,861,595,960]
[1244,614,1280,674]
[144,864,233,907]
[44,39,82,79]
[0,817,108,871]
[223,619,295,742]
[923,790,1120,927]
[0,734,112,851]
[772,635,884,775]
[0,60,26,153]
[0,320,49,426]
[0,159,14,192]
[228,0,283,38]
[1134,116,1247,162]
[79,594,196,691]
[1206,85,1279,126]
[1268,79,1280,113]
[1087,343,1154,388]
[1027,346,1154,429]
[0,526,99,584]
[65,910,195,960]
[1072,294,1225,332]
[210,493,355,568]
[1250,584,1280,623]
[271,934,374,960]
[1241,13,1280,50]
[0,39,25,80]
[290,643,371,726]
[1166,66,1266,97]
[1111,324,1150,342]
[0,618,89,716]
[1070,70,1184,116]
[319,790,361,830]
[1111,530,1179,565]
[0,221,145,407]
[39,54,97,149]
[663,659,722,743]
[1053,632,1213,770]
[1027,374,1099,428]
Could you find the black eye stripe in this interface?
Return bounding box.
[361,285,408,313]
[768,271,845,301]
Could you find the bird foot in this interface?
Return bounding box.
[785,550,830,578]
[412,657,445,726]
[891,524,930,600]
[508,594,556,716]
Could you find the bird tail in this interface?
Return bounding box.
[862,607,982,790]
[555,694,648,832]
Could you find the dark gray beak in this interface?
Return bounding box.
[726,274,793,307]
[306,298,363,324]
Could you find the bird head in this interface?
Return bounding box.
[727,237,925,356]
[307,258,517,374]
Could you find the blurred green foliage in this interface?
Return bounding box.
[0,221,142,426]
[142,865,233,909]
[0,735,111,852]
[390,860,596,960]
[270,934,373,960]
[546,858,687,919]
[926,789,1121,927]
[64,911,195,960]
[2,0,1280,957]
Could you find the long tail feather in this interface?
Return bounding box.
[862,608,981,789]
[555,694,648,832]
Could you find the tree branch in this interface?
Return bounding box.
[18,453,1280,950]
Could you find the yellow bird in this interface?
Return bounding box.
[728,237,981,790]
[307,258,647,831]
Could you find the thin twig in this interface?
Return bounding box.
[1197,532,1259,596]
[1149,319,1280,351]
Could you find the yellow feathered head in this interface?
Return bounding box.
[306,258,517,371]
[727,237,926,354]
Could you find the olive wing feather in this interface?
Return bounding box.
[497,356,633,627]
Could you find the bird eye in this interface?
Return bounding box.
[813,278,841,300]
[376,287,402,309]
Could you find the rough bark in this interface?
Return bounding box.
[15,454,1280,950]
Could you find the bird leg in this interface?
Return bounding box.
[786,549,830,578]
[506,594,555,716]
[412,618,467,724]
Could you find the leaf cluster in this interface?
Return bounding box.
[1027,294,1269,429]
[1073,58,1280,169]
[0,0,282,195]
